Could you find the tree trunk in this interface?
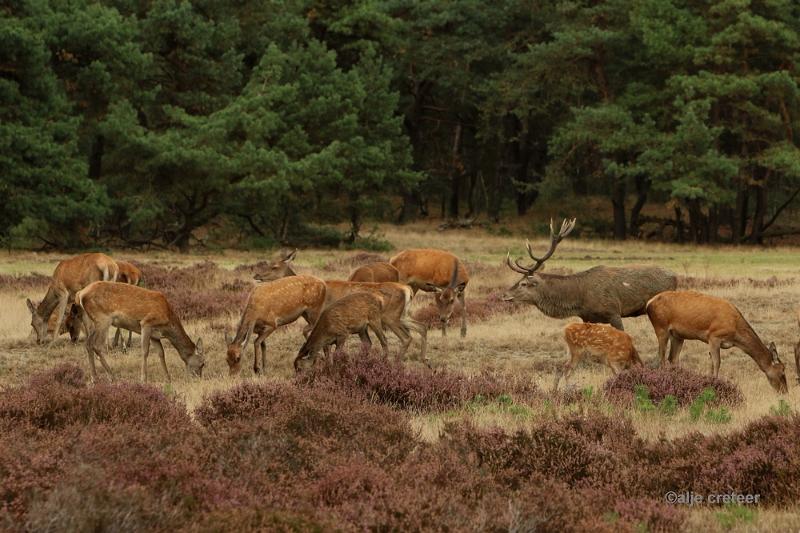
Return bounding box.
[628,176,649,237]
[611,181,627,240]
[448,123,463,218]
[749,184,767,244]
[733,185,749,243]
[674,206,684,243]
[89,134,104,180]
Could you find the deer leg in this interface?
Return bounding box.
[112,327,122,350]
[709,338,722,378]
[48,291,70,346]
[91,324,114,381]
[385,320,411,360]
[252,327,273,375]
[85,328,100,383]
[152,338,170,383]
[126,329,133,350]
[554,347,580,392]
[357,329,372,354]
[369,319,389,357]
[654,326,670,367]
[405,318,429,363]
[458,291,467,338]
[668,333,684,364]
[140,326,152,383]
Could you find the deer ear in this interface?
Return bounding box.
[224,330,232,345]
[285,249,297,262]
[195,338,204,352]
[26,298,36,314]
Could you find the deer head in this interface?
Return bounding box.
[254,249,297,282]
[502,218,576,304]
[26,298,47,344]
[225,329,250,376]
[187,337,205,377]
[433,259,461,329]
[764,341,787,393]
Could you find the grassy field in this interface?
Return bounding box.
[2,222,800,531]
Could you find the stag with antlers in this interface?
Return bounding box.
[503,218,677,330]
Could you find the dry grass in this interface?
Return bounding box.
[3,222,800,530]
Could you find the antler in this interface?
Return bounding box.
[505,218,576,275]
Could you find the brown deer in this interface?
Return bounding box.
[646,290,787,393]
[112,260,143,350]
[253,252,428,361]
[27,301,82,343]
[503,218,676,330]
[294,292,389,371]
[556,322,642,390]
[389,250,469,337]
[27,253,119,346]
[225,275,327,376]
[76,281,204,383]
[325,280,428,362]
[348,262,400,282]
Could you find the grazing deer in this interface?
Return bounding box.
[76,281,204,383]
[325,280,428,362]
[112,260,143,350]
[556,322,642,390]
[294,292,388,371]
[254,252,428,361]
[503,218,676,330]
[389,250,469,337]
[27,253,119,346]
[27,301,82,343]
[646,290,787,393]
[348,262,400,282]
[226,275,327,376]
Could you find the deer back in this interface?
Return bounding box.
[564,322,637,363]
[116,260,142,285]
[245,275,326,324]
[390,249,469,289]
[77,281,172,327]
[348,262,400,283]
[53,253,119,295]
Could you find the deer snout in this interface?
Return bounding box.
[500,293,514,302]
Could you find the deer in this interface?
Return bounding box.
[253,251,428,361]
[389,250,469,337]
[294,291,389,372]
[27,300,82,343]
[502,218,677,330]
[646,290,787,393]
[76,281,204,383]
[225,275,327,376]
[348,262,400,282]
[111,260,143,350]
[556,322,642,390]
[27,252,119,346]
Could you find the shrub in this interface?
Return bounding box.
[294,350,539,412]
[0,273,51,292]
[604,365,743,408]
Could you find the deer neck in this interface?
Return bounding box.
[37,287,62,321]
[734,324,774,372]
[162,315,195,363]
[531,274,585,318]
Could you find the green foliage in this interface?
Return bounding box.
[770,399,793,417]
[689,388,717,421]
[715,504,756,530]
[634,385,656,413]
[658,395,679,417]
[4,0,800,248]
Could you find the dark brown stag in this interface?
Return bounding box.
[502,218,677,330]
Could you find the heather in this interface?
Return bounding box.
[604,365,744,408]
[5,363,800,530]
[294,350,540,412]
[134,260,250,321]
[0,273,50,291]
